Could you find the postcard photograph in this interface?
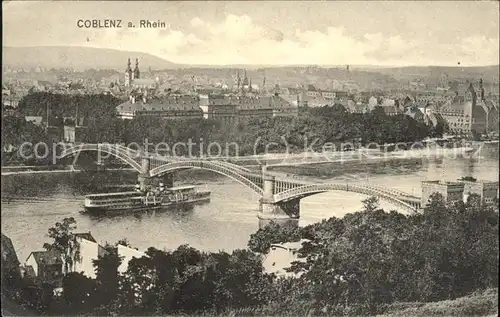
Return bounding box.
[1,1,499,316]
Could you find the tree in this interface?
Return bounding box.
[248,221,301,254]
[361,196,380,213]
[116,238,133,248]
[252,191,499,315]
[61,272,96,313]
[92,244,123,307]
[43,217,80,274]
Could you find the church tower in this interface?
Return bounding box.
[465,82,477,105]
[134,58,140,80]
[125,58,133,87]
[274,82,280,96]
[242,70,249,88]
[479,78,485,101]
[236,69,241,91]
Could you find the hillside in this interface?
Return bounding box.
[2,46,177,70]
[3,46,497,90]
[364,65,500,82]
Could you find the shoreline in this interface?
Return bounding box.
[1,167,135,176]
[1,143,495,176]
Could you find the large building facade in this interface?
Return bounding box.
[199,94,298,122]
[421,180,465,207]
[118,91,298,121]
[117,93,203,120]
[421,179,499,207]
[438,80,498,135]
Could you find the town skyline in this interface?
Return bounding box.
[3,1,499,67]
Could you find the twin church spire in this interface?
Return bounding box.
[125,58,140,87]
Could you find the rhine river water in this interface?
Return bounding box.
[2,153,498,263]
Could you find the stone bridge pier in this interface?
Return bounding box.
[137,157,174,191]
[257,167,299,229]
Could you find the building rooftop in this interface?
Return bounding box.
[457,179,499,185]
[382,105,402,114]
[74,232,97,243]
[28,250,62,266]
[422,180,465,186]
[205,95,295,109]
[117,95,202,113]
[301,94,332,106]
[282,87,301,95]
[132,78,157,86]
[439,102,467,114]
[380,98,396,107]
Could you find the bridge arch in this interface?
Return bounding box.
[59,144,142,172]
[274,183,419,213]
[150,161,263,195]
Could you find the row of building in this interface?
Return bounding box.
[288,79,499,135]
[421,178,499,207]
[3,59,499,136]
[113,78,498,136]
[2,231,147,290]
[0,229,305,291]
[116,92,299,120]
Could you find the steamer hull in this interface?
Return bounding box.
[83,186,210,216]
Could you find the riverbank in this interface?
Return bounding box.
[223,145,485,167]
[267,156,425,180]
[1,166,134,176]
[1,143,496,178]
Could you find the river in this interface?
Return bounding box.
[1,154,498,263]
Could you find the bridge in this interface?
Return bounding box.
[60,143,422,227]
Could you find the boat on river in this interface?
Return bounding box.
[83,185,210,216]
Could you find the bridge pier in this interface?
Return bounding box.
[257,167,298,229]
[258,200,299,229]
[138,157,176,191]
[138,157,152,191]
[138,174,152,191]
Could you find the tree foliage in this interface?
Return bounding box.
[266,194,499,315]
[4,197,498,316]
[4,93,439,166]
[43,217,80,274]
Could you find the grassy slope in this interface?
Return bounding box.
[378,288,498,317]
[200,288,498,316]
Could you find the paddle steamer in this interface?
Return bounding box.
[83,183,210,216]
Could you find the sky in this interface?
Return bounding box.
[3,1,499,66]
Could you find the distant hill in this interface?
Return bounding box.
[363,65,500,82]
[166,67,401,91]
[2,46,178,70]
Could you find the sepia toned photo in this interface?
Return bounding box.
[1,1,499,316]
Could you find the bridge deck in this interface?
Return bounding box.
[60,143,422,212]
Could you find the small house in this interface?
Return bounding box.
[24,250,63,285]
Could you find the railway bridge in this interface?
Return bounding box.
[60,143,423,227]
